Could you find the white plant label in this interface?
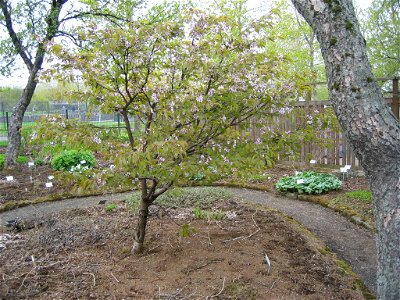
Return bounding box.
[45,182,53,188]
[345,165,352,170]
[6,176,14,181]
[297,179,304,184]
[48,175,54,180]
[28,162,34,167]
[340,167,347,173]
[265,254,271,274]
[80,160,86,164]
[310,160,317,164]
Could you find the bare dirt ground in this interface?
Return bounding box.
[1,200,367,299]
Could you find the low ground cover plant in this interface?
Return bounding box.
[51,150,96,172]
[126,187,231,212]
[193,207,225,221]
[105,203,118,213]
[276,171,342,194]
[0,154,29,169]
[345,190,372,203]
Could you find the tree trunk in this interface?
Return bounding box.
[4,72,39,168]
[291,0,400,298]
[1,0,66,168]
[132,197,151,254]
[132,179,172,254]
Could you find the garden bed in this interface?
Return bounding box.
[0,198,368,299]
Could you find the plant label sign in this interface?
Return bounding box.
[45,182,53,188]
[297,179,304,184]
[345,165,351,170]
[340,167,347,173]
[48,175,54,180]
[28,162,34,167]
[6,176,14,181]
[310,160,317,164]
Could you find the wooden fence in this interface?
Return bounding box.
[1,78,398,168]
[246,77,399,169]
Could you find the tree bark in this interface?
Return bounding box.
[291,0,400,298]
[5,69,40,167]
[132,179,172,254]
[132,196,151,254]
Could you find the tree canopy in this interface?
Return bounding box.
[363,0,400,77]
[46,1,313,252]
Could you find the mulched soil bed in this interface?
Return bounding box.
[0,201,366,299]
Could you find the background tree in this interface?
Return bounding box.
[363,0,400,77]
[0,86,22,112]
[51,1,301,253]
[0,0,142,168]
[291,0,400,298]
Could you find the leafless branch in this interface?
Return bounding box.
[223,212,260,242]
[206,277,226,299]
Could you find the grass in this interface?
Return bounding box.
[345,190,372,203]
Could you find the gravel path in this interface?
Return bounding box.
[0,188,377,294]
[0,192,135,223]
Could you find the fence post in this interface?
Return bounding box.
[6,111,9,133]
[392,78,399,120]
[117,113,121,134]
[65,109,69,119]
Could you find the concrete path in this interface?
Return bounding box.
[0,188,377,294]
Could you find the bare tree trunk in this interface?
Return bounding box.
[4,72,39,168]
[132,179,173,254]
[132,196,151,254]
[291,0,400,298]
[0,0,67,168]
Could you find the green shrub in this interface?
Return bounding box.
[16,156,29,164]
[276,171,342,194]
[345,190,372,203]
[51,150,96,172]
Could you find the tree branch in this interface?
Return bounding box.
[0,0,33,70]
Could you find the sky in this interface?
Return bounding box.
[0,0,373,88]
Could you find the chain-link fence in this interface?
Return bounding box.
[0,104,123,147]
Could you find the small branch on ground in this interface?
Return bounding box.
[83,272,96,287]
[111,272,120,283]
[223,212,260,242]
[206,277,226,299]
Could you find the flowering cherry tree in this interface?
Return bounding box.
[51,3,300,253]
